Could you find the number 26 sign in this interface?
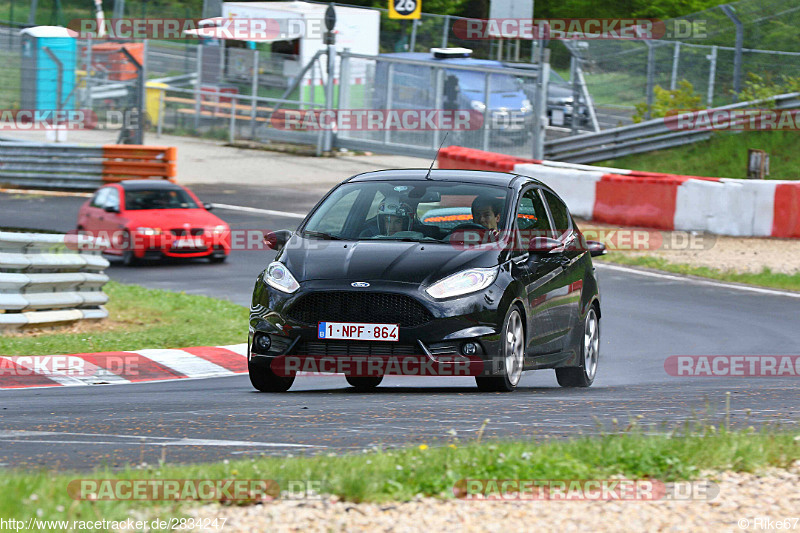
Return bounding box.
[389,0,421,19]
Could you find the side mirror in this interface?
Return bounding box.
[586,240,607,257]
[528,236,562,253]
[103,205,119,213]
[204,203,214,211]
[263,229,293,251]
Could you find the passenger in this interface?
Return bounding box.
[471,195,503,234]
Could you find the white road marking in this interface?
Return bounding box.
[0,430,318,448]
[210,203,306,219]
[596,262,800,299]
[134,348,235,377]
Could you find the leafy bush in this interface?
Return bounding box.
[633,80,703,122]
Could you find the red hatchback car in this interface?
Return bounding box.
[77,180,231,265]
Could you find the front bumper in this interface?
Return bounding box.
[248,278,506,377]
[129,233,230,259]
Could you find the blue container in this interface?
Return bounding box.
[20,26,77,111]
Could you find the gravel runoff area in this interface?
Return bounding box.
[578,220,800,275]
[179,465,800,532]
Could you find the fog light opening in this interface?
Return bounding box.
[254,334,272,352]
[462,342,478,356]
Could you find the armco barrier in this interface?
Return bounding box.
[438,146,800,238]
[0,142,177,190]
[0,232,109,331]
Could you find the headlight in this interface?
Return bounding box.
[470,100,486,112]
[135,227,161,236]
[264,261,300,293]
[521,99,533,113]
[210,225,227,235]
[425,267,498,299]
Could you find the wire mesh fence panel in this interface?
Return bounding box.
[146,41,197,79]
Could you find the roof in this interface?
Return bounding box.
[380,52,504,68]
[116,180,185,191]
[20,26,77,38]
[346,169,534,187]
[224,1,371,16]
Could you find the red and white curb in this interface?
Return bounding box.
[0,343,248,389]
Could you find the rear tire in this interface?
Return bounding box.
[345,375,383,390]
[248,359,294,392]
[475,307,524,392]
[556,306,599,388]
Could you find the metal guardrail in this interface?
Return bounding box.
[0,232,110,331]
[544,92,800,163]
[0,142,177,190]
[0,143,105,189]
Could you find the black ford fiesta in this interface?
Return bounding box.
[248,169,606,392]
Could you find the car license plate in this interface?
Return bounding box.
[173,238,205,249]
[318,322,399,342]
[552,109,565,126]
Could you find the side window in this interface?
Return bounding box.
[542,190,571,238]
[90,188,109,208]
[516,188,551,234]
[106,189,120,210]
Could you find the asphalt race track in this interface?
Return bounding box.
[0,186,798,470]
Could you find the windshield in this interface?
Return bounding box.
[124,189,199,210]
[450,70,524,94]
[302,181,510,243]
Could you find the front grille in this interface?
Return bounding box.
[294,341,418,356]
[170,228,204,236]
[286,292,433,328]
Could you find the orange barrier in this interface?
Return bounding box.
[101,145,177,183]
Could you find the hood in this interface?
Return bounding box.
[279,238,502,286]
[123,208,226,229]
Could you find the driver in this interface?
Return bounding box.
[471,195,503,233]
[377,196,414,236]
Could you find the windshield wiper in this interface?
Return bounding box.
[379,237,442,243]
[303,231,344,240]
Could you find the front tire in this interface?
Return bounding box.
[556,306,599,388]
[475,307,524,392]
[345,375,383,390]
[248,359,294,392]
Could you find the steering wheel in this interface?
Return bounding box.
[449,222,487,233]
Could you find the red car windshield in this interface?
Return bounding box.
[124,189,199,210]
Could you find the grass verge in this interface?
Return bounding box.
[0,427,797,526]
[598,253,800,292]
[0,281,248,356]
[596,130,800,181]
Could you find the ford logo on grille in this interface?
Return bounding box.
[351,282,370,288]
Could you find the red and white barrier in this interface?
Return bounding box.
[438,146,800,238]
